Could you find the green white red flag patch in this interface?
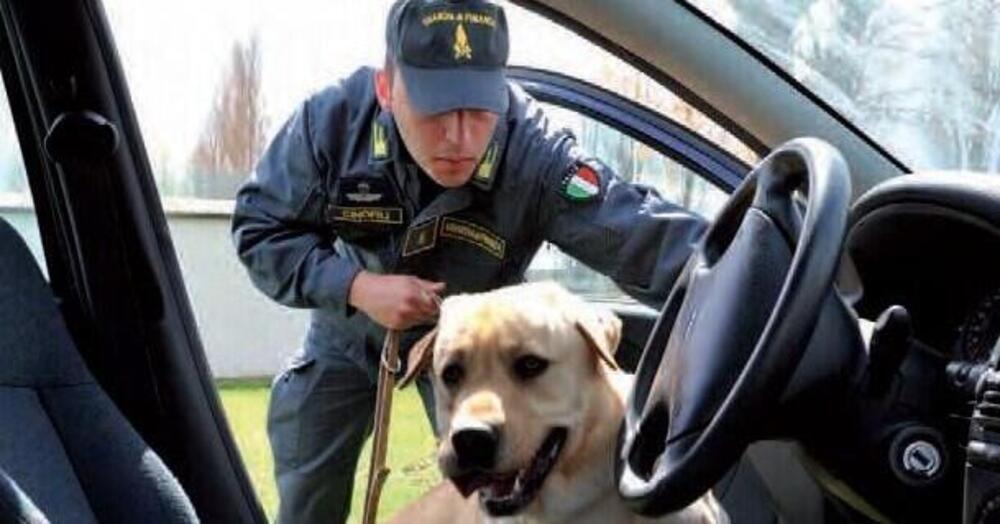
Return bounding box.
[562,163,601,201]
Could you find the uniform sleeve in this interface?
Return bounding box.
[231,92,362,311]
[532,121,709,309]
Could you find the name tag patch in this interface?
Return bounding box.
[441,217,505,259]
[330,206,404,225]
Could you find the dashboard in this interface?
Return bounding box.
[800,172,1000,522]
[845,173,1000,363]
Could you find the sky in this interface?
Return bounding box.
[1,0,755,197]
[102,0,393,176]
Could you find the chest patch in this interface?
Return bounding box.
[441,217,506,260]
[344,181,384,203]
[402,218,440,257]
[329,206,404,225]
[338,176,394,205]
[329,174,404,229]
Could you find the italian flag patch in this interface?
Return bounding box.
[563,163,601,201]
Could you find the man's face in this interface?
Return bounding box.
[377,67,499,188]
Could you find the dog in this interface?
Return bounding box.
[391,281,725,523]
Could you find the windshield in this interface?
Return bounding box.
[690,0,1000,175]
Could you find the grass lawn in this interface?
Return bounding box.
[217,378,442,523]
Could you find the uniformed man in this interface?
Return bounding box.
[232,0,708,522]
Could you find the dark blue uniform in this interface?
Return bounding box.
[231,66,707,523]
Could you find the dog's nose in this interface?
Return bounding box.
[452,422,498,471]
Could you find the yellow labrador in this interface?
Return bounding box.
[392,282,724,524]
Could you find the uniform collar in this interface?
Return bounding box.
[468,118,507,192]
[368,110,415,208]
[369,109,399,166]
[369,108,507,193]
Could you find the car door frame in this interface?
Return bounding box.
[0,0,266,521]
[508,66,748,192]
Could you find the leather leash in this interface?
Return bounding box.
[362,329,401,524]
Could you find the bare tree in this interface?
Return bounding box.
[721,0,1000,174]
[191,34,267,187]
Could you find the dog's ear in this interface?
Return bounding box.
[574,305,622,371]
[398,327,437,389]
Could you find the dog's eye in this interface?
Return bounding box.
[441,363,464,387]
[513,355,549,380]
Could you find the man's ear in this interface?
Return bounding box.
[574,305,622,371]
[398,327,437,389]
[374,68,392,110]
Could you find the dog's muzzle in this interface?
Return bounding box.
[448,427,569,517]
[452,422,499,471]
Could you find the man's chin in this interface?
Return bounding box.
[425,169,474,188]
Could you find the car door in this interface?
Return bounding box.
[506,66,750,368]
[0,1,265,521]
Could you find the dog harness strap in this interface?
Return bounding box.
[362,330,401,524]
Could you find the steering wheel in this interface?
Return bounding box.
[616,138,851,515]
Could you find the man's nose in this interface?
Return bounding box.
[451,420,499,471]
[440,110,468,145]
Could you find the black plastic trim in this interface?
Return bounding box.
[0,0,75,292]
[79,0,266,520]
[508,66,747,192]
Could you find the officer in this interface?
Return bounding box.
[232,0,708,522]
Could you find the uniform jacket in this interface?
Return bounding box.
[232,67,708,373]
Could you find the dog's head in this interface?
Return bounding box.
[401,281,622,517]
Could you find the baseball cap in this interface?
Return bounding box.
[386,0,510,115]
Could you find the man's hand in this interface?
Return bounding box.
[348,271,445,330]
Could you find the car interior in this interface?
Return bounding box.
[1,0,998,522]
[0,215,198,523]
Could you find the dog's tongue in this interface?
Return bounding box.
[449,428,570,513]
[450,472,516,499]
[451,473,489,498]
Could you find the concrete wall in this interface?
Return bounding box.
[1,194,308,378]
[1,194,631,378]
[164,199,310,378]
